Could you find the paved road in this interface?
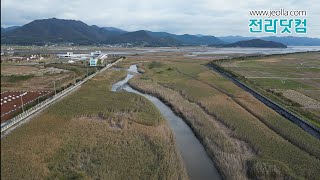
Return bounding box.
[246,76,320,79]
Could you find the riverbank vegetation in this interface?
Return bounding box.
[1,70,188,179]
[128,54,320,179]
[129,77,253,179]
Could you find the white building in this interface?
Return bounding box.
[57,52,90,59]
[57,50,108,65]
[57,52,75,58]
[91,51,102,57]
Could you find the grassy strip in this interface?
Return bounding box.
[44,63,98,78]
[1,74,34,83]
[1,69,188,179]
[134,61,320,179]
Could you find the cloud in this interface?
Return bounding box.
[1,0,319,37]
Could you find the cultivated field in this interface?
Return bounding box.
[1,62,97,92]
[216,52,320,127]
[125,51,320,179]
[1,90,52,122]
[1,69,188,179]
[1,60,101,124]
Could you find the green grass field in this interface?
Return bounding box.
[1,69,188,179]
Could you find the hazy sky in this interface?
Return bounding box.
[1,0,319,37]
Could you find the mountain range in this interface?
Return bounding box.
[1,26,20,33]
[219,36,320,46]
[0,18,223,46]
[221,39,287,48]
[1,18,320,46]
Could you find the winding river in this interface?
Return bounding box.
[111,65,221,180]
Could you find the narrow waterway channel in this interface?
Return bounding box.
[111,65,221,180]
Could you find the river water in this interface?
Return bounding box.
[4,46,319,56]
[111,65,221,180]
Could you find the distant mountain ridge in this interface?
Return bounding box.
[1,18,320,46]
[102,27,127,34]
[219,36,320,46]
[1,26,20,33]
[145,31,224,45]
[1,18,224,46]
[1,18,119,45]
[104,30,183,46]
[221,39,287,48]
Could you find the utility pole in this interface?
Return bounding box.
[74,72,76,84]
[20,92,27,113]
[54,80,56,95]
[20,95,24,113]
